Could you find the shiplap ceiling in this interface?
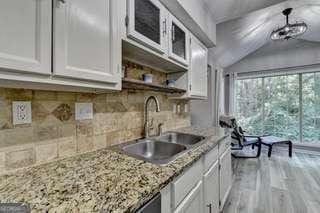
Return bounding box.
[204,0,287,24]
[212,0,320,68]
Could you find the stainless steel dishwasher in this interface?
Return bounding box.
[136,194,161,213]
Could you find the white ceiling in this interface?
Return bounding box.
[204,0,287,23]
[212,0,320,68]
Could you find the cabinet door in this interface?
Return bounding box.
[219,149,232,209]
[168,14,189,66]
[0,0,51,75]
[174,181,203,213]
[54,0,120,83]
[127,0,167,53]
[189,35,208,98]
[204,161,219,213]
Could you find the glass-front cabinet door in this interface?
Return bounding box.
[168,14,189,66]
[127,0,167,53]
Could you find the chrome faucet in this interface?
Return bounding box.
[144,96,160,138]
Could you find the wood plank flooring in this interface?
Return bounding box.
[223,148,320,213]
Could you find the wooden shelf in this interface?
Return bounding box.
[122,78,186,93]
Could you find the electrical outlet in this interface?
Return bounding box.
[75,103,93,120]
[12,101,32,125]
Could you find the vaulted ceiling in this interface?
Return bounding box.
[204,0,287,24]
[211,0,320,68]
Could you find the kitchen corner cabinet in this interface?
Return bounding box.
[161,137,232,213]
[168,34,208,100]
[0,0,121,92]
[0,0,51,75]
[53,0,121,84]
[189,34,208,98]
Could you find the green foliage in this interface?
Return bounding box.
[236,73,320,143]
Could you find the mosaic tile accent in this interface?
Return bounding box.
[52,104,72,122]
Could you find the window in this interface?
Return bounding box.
[236,78,263,135]
[235,72,320,143]
[302,73,320,143]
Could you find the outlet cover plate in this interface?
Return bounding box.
[12,101,32,125]
[75,103,93,120]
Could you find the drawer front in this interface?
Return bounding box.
[172,159,203,209]
[174,181,203,213]
[219,137,231,156]
[203,145,218,172]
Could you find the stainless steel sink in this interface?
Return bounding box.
[121,132,205,165]
[122,139,187,165]
[156,132,205,147]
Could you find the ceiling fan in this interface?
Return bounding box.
[270,8,308,41]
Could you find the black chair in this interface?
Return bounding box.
[219,115,264,158]
[230,125,264,158]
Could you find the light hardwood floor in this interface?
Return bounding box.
[223,149,320,213]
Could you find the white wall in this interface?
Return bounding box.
[225,39,320,74]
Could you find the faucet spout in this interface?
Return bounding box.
[144,96,161,138]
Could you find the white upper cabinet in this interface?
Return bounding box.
[127,0,168,53]
[53,0,120,84]
[0,0,51,75]
[189,34,208,98]
[159,0,216,47]
[168,14,190,66]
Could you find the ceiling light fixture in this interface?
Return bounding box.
[270,8,307,41]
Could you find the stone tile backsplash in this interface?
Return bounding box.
[0,61,190,174]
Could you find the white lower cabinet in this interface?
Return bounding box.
[174,181,203,213]
[161,137,232,213]
[219,149,232,210]
[203,161,219,213]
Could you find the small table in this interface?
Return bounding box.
[260,136,292,157]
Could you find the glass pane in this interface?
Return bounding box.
[302,73,320,143]
[264,75,299,141]
[135,0,160,44]
[172,23,186,59]
[235,78,263,135]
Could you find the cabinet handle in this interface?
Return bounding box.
[58,0,66,4]
[172,25,175,42]
[207,203,212,213]
[163,19,167,36]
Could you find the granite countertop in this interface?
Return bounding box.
[0,126,227,213]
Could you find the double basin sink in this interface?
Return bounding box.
[121,132,205,165]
